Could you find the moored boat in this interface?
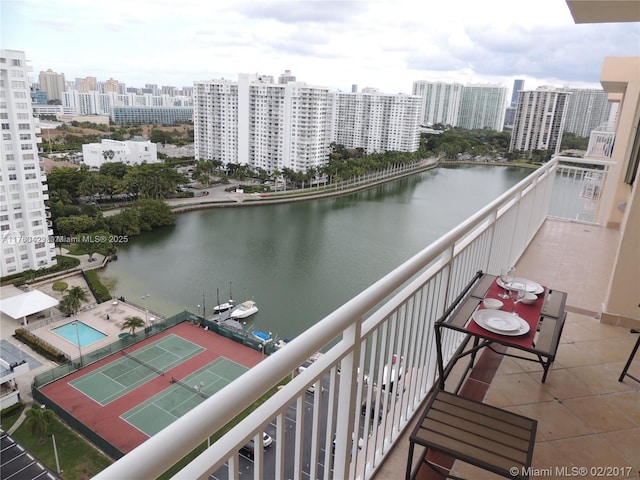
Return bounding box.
[253,330,272,343]
[230,300,258,319]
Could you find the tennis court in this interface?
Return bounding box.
[121,357,248,436]
[70,334,204,405]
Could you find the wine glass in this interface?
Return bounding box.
[510,283,526,315]
[499,266,515,299]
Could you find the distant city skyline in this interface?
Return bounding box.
[4,0,638,95]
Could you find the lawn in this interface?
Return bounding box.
[12,407,112,480]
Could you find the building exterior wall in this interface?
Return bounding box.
[412,81,463,127]
[195,76,419,172]
[598,57,640,326]
[0,50,56,276]
[111,106,193,125]
[509,87,570,153]
[562,88,613,137]
[38,69,66,102]
[81,139,158,168]
[457,84,507,132]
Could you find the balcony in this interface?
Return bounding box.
[95,155,638,480]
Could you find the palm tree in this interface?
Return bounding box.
[24,406,55,444]
[121,316,146,336]
[59,286,89,316]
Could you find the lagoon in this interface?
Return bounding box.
[102,165,531,341]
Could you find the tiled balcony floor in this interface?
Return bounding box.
[375,219,640,480]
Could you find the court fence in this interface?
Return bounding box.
[30,308,277,458]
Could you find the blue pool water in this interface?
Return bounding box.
[52,321,107,347]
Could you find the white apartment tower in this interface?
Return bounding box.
[1,50,56,276]
[509,87,570,154]
[412,81,463,127]
[195,74,332,173]
[456,84,508,132]
[330,90,421,154]
[562,88,614,138]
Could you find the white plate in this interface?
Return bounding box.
[497,277,544,295]
[486,315,520,331]
[473,309,530,336]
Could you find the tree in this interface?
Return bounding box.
[121,316,146,336]
[24,407,55,444]
[59,286,89,316]
[55,215,99,237]
[76,230,116,261]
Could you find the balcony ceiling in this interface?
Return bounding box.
[566,0,640,23]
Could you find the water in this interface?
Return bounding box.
[52,320,108,347]
[102,165,531,341]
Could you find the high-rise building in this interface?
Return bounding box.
[456,84,508,132]
[278,70,296,84]
[330,90,421,154]
[195,74,421,173]
[1,50,57,276]
[412,81,463,127]
[504,79,525,128]
[561,88,613,137]
[103,78,120,94]
[510,79,525,107]
[509,86,570,154]
[38,68,66,102]
[195,74,331,173]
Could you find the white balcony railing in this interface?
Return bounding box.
[586,129,615,159]
[95,156,611,480]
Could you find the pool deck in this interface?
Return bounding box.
[27,300,162,360]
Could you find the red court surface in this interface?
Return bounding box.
[39,322,265,454]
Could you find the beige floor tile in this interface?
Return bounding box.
[601,428,640,471]
[487,372,555,406]
[600,391,640,426]
[515,400,593,441]
[547,435,634,479]
[562,396,635,433]
[537,368,596,400]
[569,364,637,395]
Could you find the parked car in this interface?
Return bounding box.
[240,440,255,458]
[263,432,273,448]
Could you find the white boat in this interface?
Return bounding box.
[230,300,258,319]
[214,284,234,313]
[213,301,234,313]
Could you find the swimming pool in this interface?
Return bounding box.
[52,321,107,348]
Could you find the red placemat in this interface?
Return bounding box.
[465,279,545,348]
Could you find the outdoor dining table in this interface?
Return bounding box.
[435,271,567,391]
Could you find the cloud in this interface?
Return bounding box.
[236,0,364,24]
[404,22,639,85]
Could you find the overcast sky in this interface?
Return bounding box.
[3,0,639,94]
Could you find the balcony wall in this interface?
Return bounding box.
[94,157,621,480]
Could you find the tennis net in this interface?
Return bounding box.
[171,376,210,399]
[121,350,164,376]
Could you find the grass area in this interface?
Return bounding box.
[158,375,292,479]
[1,402,26,431]
[61,243,84,255]
[4,371,291,479]
[12,408,113,480]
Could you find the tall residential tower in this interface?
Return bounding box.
[1,50,56,276]
[509,86,570,154]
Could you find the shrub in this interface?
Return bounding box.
[52,281,68,292]
[14,329,68,363]
[84,270,111,303]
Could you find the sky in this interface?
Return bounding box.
[2,0,639,95]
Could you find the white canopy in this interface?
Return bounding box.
[0,290,59,320]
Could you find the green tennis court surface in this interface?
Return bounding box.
[121,357,248,436]
[70,334,204,405]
